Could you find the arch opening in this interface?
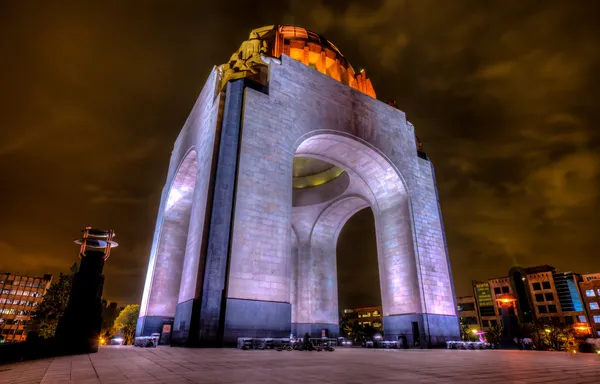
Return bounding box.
[337,207,382,335]
[290,133,421,339]
[142,150,198,319]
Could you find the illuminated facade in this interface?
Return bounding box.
[343,306,383,331]
[580,274,600,337]
[0,272,52,343]
[137,25,459,347]
[468,266,593,336]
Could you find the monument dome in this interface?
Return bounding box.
[219,25,376,98]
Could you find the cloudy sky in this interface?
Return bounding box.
[1,0,599,309]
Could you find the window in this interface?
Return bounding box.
[565,316,574,325]
[594,316,600,323]
[544,293,554,301]
[578,315,587,322]
[548,304,557,313]
[542,281,551,289]
[502,286,509,293]
[489,319,497,326]
[535,293,544,302]
[597,289,600,296]
[590,302,599,310]
[462,317,477,325]
[538,305,548,314]
[586,290,596,297]
[533,282,541,290]
[494,287,501,294]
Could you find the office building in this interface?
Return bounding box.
[457,296,480,328]
[466,266,594,335]
[580,273,600,337]
[342,306,383,331]
[0,272,53,343]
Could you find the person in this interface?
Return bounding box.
[303,332,313,351]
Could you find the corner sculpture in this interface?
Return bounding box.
[55,227,118,355]
[138,25,460,348]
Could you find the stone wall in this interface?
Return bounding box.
[138,68,221,338]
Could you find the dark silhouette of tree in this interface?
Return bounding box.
[27,262,78,339]
[485,323,503,347]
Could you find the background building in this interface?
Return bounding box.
[473,281,501,330]
[457,296,480,328]
[463,266,597,337]
[0,272,52,343]
[343,306,383,331]
[580,273,600,337]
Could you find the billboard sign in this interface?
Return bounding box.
[474,283,494,308]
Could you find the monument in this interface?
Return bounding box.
[55,227,118,354]
[137,25,460,347]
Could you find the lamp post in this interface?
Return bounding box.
[55,226,118,355]
[496,293,519,349]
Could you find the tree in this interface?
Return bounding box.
[27,263,78,339]
[485,323,503,347]
[339,314,352,338]
[521,319,581,351]
[113,304,139,345]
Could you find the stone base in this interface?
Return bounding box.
[222,298,291,346]
[136,315,174,338]
[291,323,339,339]
[172,299,202,346]
[383,313,460,348]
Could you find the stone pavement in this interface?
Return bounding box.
[1,346,599,383]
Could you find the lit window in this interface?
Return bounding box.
[597,289,600,296]
[578,315,587,322]
[594,316,600,323]
[590,302,599,310]
[586,290,596,297]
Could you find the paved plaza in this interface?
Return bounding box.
[1,346,599,383]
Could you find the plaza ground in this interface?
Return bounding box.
[1,346,599,383]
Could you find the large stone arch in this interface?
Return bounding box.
[139,149,197,325]
[289,132,422,338]
[138,32,460,346]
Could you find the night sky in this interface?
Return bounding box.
[1,1,599,309]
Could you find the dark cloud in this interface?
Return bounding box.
[1,0,598,307]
